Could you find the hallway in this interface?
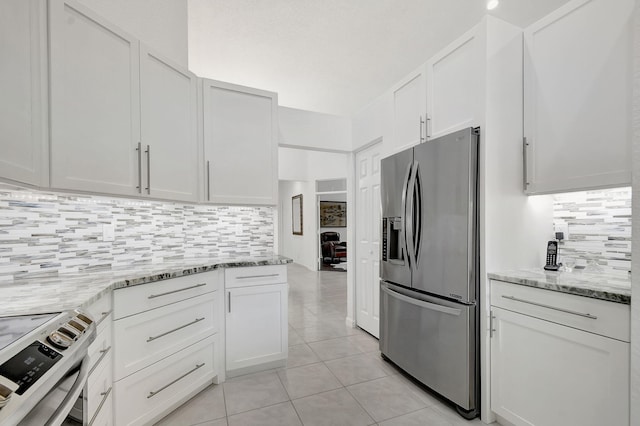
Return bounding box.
[156,263,483,425]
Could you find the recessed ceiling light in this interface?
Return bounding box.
[487,0,499,10]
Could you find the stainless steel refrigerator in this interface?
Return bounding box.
[379,127,479,419]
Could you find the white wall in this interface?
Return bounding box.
[352,95,388,151]
[631,1,640,424]
[279,147,348,182]
[279,180,316,270]
[279,107,352,151]
[79,0,188,66]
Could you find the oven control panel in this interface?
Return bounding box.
[0,310,95,410]
[0,342,62,396]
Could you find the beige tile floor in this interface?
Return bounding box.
[155,263,485,426]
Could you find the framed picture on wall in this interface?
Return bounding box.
[319,201,346,227]
[292,194,303,235]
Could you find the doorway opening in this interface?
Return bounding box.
[316,179,347,272]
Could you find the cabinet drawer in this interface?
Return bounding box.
[491,280,630,342]
[225,265,287,288]
[114,292,218,380]
[87,352,113,423]
[85,292,113,332]
[113,336,218,426]
[88,317,113,375]
[113,271,218,319]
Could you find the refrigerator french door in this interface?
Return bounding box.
[379,127,479,418]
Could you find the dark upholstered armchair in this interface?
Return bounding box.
[320,232,347,264]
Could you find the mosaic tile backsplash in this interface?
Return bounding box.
[0,185,274,282]
[553,187,631,277]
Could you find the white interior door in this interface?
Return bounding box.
[355,142,382,338]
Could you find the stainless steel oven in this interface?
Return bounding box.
[0,310,96,426]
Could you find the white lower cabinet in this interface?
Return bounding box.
[112,271,223,426]
[113,291,218,381]
[490,280,630,426]
[225,266,288,377]
[86,352,113,426]
[114,336,217,426]
[80,292,113,426]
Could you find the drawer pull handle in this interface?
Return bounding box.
[236,273,279,279]
[97,310,112,326]
[147,363,205,399]
[148,283,207,299]
[88,386,112,426]
[146,317,205,342]
[501,295,598,319]
[89,346,112,376]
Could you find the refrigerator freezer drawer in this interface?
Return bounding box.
[380,282,476,411]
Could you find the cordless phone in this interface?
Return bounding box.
[543,240,560,271]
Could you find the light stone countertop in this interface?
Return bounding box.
[488,268,631,304]
[0,254,292,317]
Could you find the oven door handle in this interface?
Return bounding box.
[44,360,90,426]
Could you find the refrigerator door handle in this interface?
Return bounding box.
[401,162,413,267]
[381,285,462,316]
[412,163,422,263]
[406,162,419,271]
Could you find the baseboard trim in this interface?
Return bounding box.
[345,316,356,328]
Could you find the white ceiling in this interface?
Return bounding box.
[187,0,571,117]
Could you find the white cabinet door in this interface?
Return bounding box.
[523,0,634,194]
[390,66,427,152]
[0,0,48,186]
[140,45,198,202]
[427,24,483,139]
[202,79,278,205]
[49,0,141,196]
[490,306,629,426]
[226,283,288,374]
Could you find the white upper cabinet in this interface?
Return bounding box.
[201,79,278,205]
[389,66,427,152]
[140,45,198,202]
[49,0,141,196]
[523,0,634,194]
[0,0,48,186]
[426,24,483,140]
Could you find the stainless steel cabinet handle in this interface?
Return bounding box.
[136,142,142,193]
[236,273,279,279]
[88,387,112,426]
[501,295,597,319]
[523,137,529,191]
[489,312,495,338]
[89,346,112,376]
[419,116,425,143]
[228,291,231,313]
[96,310,112,327]
[145,144,151,194]
[146,317,205,342]
[147,283,206,299]
[381,285,462,316]
[206,160,211,201]
[426,116,431,140]
[147,363,205,399]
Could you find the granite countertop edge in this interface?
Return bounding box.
[0,255,293,317]
[488,270,631,305]
[111,256,293,289]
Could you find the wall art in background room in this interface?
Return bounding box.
[320,201,346,227]
[292,194,303,235]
